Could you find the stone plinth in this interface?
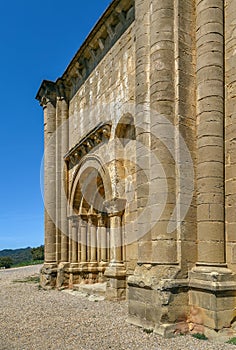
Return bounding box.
[127,264,190,336]
[189,266,236,333]
[105,264,127,301]
[40,263,58,290]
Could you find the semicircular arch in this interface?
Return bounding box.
[69,155,112,215]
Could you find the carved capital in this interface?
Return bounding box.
[68,215,79,227]
[40,96,50,108]
[36,80,57,107]
[78,205,88,224]
[97,213,107,227]
[79,216,88,226]
[88,207,97,224]
[104,197,126,217]
[56,79,70,102]
[102,125,111,139]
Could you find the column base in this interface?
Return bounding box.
[189,266,236,334]
[104,263,126,301]
[127,264,189,336]
[98,262,109,282]
[79,262,88,268]
[68,263,80,287]
[88,262,99,284]
[56,262,70,289]
[40,263,58,289]
[77,262,89,284]
[99,261,109,268]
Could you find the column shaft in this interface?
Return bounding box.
[109,215,122,263]
[135,0,152,264]
[101,225,107,262]
[97,226,101,263]
[149,0,177,264]
[71,219,78,263]
[77,219,81,263]
[87,220,91,262]
[80,219,87,263]
[68,218,72,263]
[44,100,57,263]
[60,96,69,262]
[225,0,236,267]
[196,0,225,265]
[107,228,110,262]
[55,98,62,262]
[89,217,97,263]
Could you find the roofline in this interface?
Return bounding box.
[36,0,134,103]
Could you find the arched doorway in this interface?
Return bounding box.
[68,156,127,299]
[69,158,110,283]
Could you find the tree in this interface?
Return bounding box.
[0,256,13,268]
[31,245,44,261]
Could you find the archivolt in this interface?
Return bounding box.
[69,155,112,214]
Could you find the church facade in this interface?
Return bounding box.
[36,0,236,339]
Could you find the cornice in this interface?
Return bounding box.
[64,122,112,169]
[36,0,134,105]
[35,80,57,107]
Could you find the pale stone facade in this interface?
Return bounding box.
[36,0,236,339]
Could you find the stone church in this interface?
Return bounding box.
[36,0,236,339]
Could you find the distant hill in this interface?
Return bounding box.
[0,247,32,264]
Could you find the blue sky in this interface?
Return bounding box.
[0,0,111,250]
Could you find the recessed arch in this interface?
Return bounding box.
[115,113,135,145]
[69,155,112,215]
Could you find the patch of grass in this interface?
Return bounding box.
[143,328,153,334]
[12,260,43,268]
[192,333,208,340]
[227,337,236,345]
[12,275,40,284]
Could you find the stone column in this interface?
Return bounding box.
[87,219,91,263]
[52,81,70,288]
[80,216,87,264]
[43,97,57,264]
[55,95,62,263]
[88,211,97,264]
[59,81,69,263]
[77,218,81,263]
[109,214,123,264]
[68,217,72,263]
[128,0,152,323]
[149,0,177,265]
[97,214,108,282]
[134,0,151,267]
[97,224,101,264]
[107,227,110,262]
[87,209,98,283]
[71,216,78,264]
[67,216,79,288]
[104,198,126,300]
[98,214,107,263]
[36,81,57,288]
[225,0,236,269]
[195,0,225,266]
[105,198,126,266]
[128,0,192,335]
[189,0,236,335]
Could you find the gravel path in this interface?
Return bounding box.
[0,265,235,350]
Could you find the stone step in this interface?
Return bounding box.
[73,282,107,297]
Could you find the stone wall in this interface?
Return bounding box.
[36,0,236,341]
